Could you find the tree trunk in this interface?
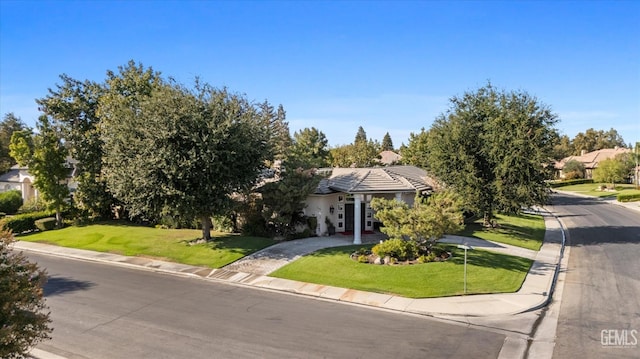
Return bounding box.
[201,216,212,241]
[55,210,63,229]
[483,211,493,228]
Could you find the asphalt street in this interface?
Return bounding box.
[30,253,506,359]
[549,193,640,359]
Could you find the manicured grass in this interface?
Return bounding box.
[556,183,640,199]
[270,244,532,298]
[19,222,276,268]
[457,213,545,251]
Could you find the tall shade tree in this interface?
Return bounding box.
[99,77,270,241]
[0,231,52,358]
[287,127,329,169]
[400,128,430,168]
[258,101,291,164]
[10,116,70,227]
[329,140,380,167]
[381,132,394,151]
[421,84,557,225]
[0,113,28,174]
[36,74,115,219]
[571,128,626,154]
[354,126,367,143]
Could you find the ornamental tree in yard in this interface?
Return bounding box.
[99,75,270,241]
[593,158,627,188]
[370,190,465,252]
[10,116,69,228]
[418,84,557,226]
[0,230,52,358]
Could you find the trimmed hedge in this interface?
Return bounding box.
[549,179,595,188]
[0,190,23,214]
[617,193,640,203]
[0,211,56,234]
[35,217,57,231]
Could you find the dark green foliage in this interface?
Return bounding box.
[354,126,367,143]
[286,127,329,169]
[617,193,640,202]
[100,69,270,241]
[418,84,557,225]
[401,128,430,168]
[562,159,585,179]
[571,128,626,155]
[0,190,23,214]
[0,230,52,358]
[329,139,380,168]
[549,179,594,188]
[0,113,29,174]
[381,132,394,151]
[260,168,321,238]
[34,217,57,231]
[0,211,56,234]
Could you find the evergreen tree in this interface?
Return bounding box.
[287,127,329,169]
[0,113,28,174]
[381,132,394,151]
[354,126,367,143]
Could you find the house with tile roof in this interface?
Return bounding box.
[0,165,39,201]
[304,165,438,244]
[554,147,632,179]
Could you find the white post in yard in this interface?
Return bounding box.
[354,194,362,244]
[457,244,473,294]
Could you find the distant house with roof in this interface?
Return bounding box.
[304,165,437,244]
[554,147,632,179]
[0,165,39,201]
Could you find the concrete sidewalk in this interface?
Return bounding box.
[13,210,564,319]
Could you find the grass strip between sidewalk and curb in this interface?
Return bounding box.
[270,244,533,298]
[554,183,640,199]
[17,222,277,268]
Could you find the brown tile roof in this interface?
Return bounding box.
[315,165,434,194]
[555,147,632,170]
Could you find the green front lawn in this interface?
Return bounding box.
[270,244,532,298]
[457,213,545,251]
[556,183,640,198]
[19,222,276,268]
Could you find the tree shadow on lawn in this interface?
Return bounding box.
[459,214,545,243]
[185,235,278,256]
[44,276,95,297]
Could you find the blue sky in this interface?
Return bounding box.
[1,0,638,147]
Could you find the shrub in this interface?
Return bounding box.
[0,211,56,234]
[357,254,369,263]
[212,215,234,233]
[372,238,419,261]
[617,193,640,203]
[34,217,57,231]
[0,190,23,214]
[417,252,437,263]
[18,196,47,213]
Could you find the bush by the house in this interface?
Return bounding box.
[617,193,640,203]
[18,196,47,213]
[0,190,23,214]
[0,211,56,234]
[34,217,58,231]
[549,179,594,188]
[372,238,419,261]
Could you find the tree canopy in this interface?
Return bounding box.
[99,66,270,240]
[381,132,394,151]
[417,84,557,225]
[0,113,29,174]
[286,127,329,169]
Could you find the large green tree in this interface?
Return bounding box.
[286,127,329,169]
[100,75,270,241]
[36,74,115,219]
[10,116,70,227]
[329,139,380,167]
[571,128,626,154]
[400,128,430,168]
[593,158,628,187]
[420,84,557,225]
[0,230,52,358]
[0,113,29,174]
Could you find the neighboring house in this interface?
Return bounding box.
[305,165,437,244]
[378,150,402,165]
[0,159,78,202]
[0,165,38,201]
[555,147,632,179]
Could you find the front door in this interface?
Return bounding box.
[344,203,366,232]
